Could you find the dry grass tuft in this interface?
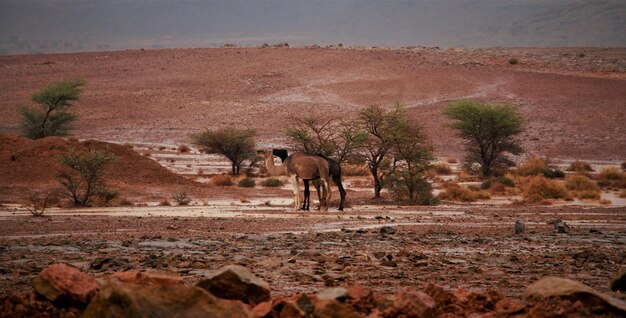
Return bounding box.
[565,174,599,191]
[516,156,548,176]
[213,175,234,186]
[159,198,171,206]
[567,161,593,172]
[342,163,370,176]
[521,175,569,204]
[597,167,626,188]
[263,178,283,187]
[436,183,489,202]
[178,144,191,153]
[237,177,256,188]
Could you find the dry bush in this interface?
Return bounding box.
[599,199,611,205]
[21,191,60,217]
[521,176,569,203]
[436,183,477,202]
[457,171,479,182]
[158,146,167,150]
[565,175,599,191]
[342,163,370,176]
[515,156,564,178]
[213,175,233,186]
[433,163,452,175]
[263,178,283,187]
[171,190,191,205]
[159,198,171,206]
[481,175,516,194]
[567,161,593,172]
[572,190,600,200]
[598,167,626,188]
[447,158,458,164]
[110,196,132,206]
[178,144,190,153]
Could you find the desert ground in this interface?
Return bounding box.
[1,46,626,316]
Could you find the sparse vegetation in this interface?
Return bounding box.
[521,176,569,203]
[437,183,482,202]
[385,169,437,205]
[443,100,524,177]
[191,127,256,175]
[433,163,452,175]
[597,166,626,188]
[213,175,234,186]
[21,191,60,217]
[263,178,283,187]
[447,158,458,164]
[18,78,86,139]
[565,174,600,200]
[508,58,519,65]
[170,190,191,206]
[341,163,370,176]
[237,177,256,188]
[567,161,593,172]
[58,147,115,206]
[178,144,190,153]
[516,157,564,179]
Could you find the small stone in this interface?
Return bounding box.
[555,221,570,233]
[380,226,396,235]
[317,287,349,301]
[514,221,525,235]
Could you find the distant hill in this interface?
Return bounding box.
[1,0,625,55]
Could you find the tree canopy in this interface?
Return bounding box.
[18,78,86,139]
[443,100,524,176]
[191,127,256,175]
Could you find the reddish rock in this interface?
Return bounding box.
[33,263,99,307]
[82,280,250,318]
[391,287,436,318]
[495,298,525,315]
[196,265,271,305]
[313,299,360,318]
[251,301,272,318]
[107,270,183,286]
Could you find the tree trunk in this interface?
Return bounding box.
[231,163,238,175]
[371,167,382,198]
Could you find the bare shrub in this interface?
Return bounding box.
[521,176,569,203]
[171,190,191,206]
[567,161,593,172]
[21,191,60,217]
[58,147,115,206]
[213,175,233,186]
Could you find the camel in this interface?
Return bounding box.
[273,149,346,211]
[261,150,332,211]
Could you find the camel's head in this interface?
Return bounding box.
[257,149,274,160]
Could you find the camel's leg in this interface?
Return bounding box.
[324,178,332,212]
[291,175,300,210]
[333,174,346,211]
[302,180,310,210]
[312,179,321,211]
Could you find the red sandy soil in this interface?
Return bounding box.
[0,46,625,161]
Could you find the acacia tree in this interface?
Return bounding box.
[443,100,524,177]
[385,123,435,204]
[285,116,367,163]
[191,127,256,175]
[18,78,86,139]
[58,147,115,206]
[357,103,411,198]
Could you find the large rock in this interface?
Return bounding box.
[313,299,360,318]
[389,287,436,318]
[82,280,250,318]
[33,263,99,307]
[196,265,271,305]
[106,270,183,286]
[526,276,626,314]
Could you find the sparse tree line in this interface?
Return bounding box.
[18,79,626,214]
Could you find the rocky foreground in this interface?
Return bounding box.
[2,263,625,318]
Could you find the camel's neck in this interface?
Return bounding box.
[265,155,287,176]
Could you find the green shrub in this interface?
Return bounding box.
[263,178,283,187]
[237,177,256,188]
[385,170,437,205]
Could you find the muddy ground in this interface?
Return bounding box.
[1,204,625,301]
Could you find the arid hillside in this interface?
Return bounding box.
[0,46,625,160]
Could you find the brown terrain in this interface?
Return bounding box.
[1,46,626,317]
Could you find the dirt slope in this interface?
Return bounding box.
[0,46,624,160]
[0,134,201,202]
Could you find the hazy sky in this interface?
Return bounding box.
[1,0,625,55]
